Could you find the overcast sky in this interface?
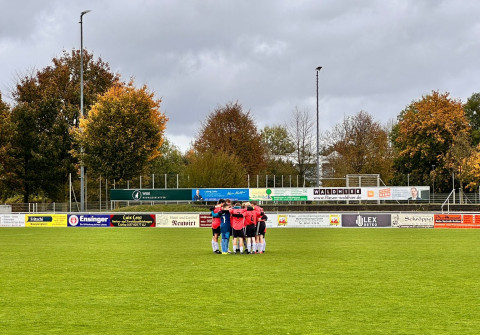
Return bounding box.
[1,0,479,152]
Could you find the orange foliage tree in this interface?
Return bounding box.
[391,91,471,191]
[192,102,266,175]
[73,81,167,182]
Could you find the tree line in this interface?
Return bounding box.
[1,49,480,203]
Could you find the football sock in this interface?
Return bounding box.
[211,240,215,251]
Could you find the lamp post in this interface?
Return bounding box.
[80,10,91,212]
[315,66,322,187]
[431,164,436,202]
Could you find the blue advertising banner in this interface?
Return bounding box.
[191,189,249,201]
[68,214,110,227]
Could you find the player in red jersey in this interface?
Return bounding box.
[210,199,224,254]
[229,202,246,254]
[252,202,266,253]
[243,202,260,254]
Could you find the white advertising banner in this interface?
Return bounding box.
[276,213,341,228]
[0,214,25,227]
[156,214,199,227]
[264,213,278,228]
[391,213,434,228]
[308,186,430,201]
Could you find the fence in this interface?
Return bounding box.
[4,190,480,213]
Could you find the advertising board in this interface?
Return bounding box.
[110,214,155,227]
[156,214,200,227]
[199,214,212,228]
[191,189,249,202]
[67,214,110,227]
[275,213,341,227]
[391,214,434,228]
[0,214,25,227]
[110,189,191,201]
[434,214,480,228]
[25,214,67,227]
[342,214,391,227]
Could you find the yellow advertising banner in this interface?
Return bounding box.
[25,214,68,227]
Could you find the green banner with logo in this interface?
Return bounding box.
[110,189,192,201]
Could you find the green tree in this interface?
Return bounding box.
[193,102,266,175]
[0,93,14,200]
[184,150,247,188]
[148,138,187,188]
[8,49,118,202]
[391,91,470,191]
[261,125,295,157]
[464,93,480,145]
[73,81,167,182]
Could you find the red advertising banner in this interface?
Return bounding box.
[199,214,212,228]
[434,214,480,228]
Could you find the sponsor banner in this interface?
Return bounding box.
[263,213,277,228]
[272,189,308,201]
[364,186,430,201]
[275,213,341,227]
[342,214,391,227]
[110,214,155,227]
[25,214,67,227]
[0,214,25,227]
[68,214,110,227]
[434,214,480,228]
[110,189,191,201]
[249,188,308,201]
[392,214,434,228]
[156,214,200,227]
[199,214,212,228]
[191,189,249,202]
[249,188,273,201]
[309,188,363,201]
[308,187,429,201]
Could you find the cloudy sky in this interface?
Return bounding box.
[1,0,479,152]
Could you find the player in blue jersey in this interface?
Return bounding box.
[219,200,232,254]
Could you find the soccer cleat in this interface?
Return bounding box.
[215,250,222,254]
[222,252,228,255]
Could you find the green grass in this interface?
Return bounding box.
[1,228,480,334]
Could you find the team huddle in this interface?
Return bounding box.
[210,199,267,254]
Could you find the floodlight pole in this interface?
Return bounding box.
[80,10,91,212]
[315,66,322,187]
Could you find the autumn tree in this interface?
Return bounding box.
[324,111,393,182]
[391,91,471,192]
[73,81,167,182]
[7,49,118,202]
[184,150,247,188]
[192,102,266,175]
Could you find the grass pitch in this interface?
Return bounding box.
[1,228,480,334]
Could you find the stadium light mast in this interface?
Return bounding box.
[80,9,91,212]
[315,66,322,188]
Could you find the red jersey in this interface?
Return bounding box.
[211,205,222,229]
[229,207,246,230]
[244,208,260,226]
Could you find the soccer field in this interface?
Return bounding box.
[1,228,480,334]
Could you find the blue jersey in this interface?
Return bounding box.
[220,210,231,233]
